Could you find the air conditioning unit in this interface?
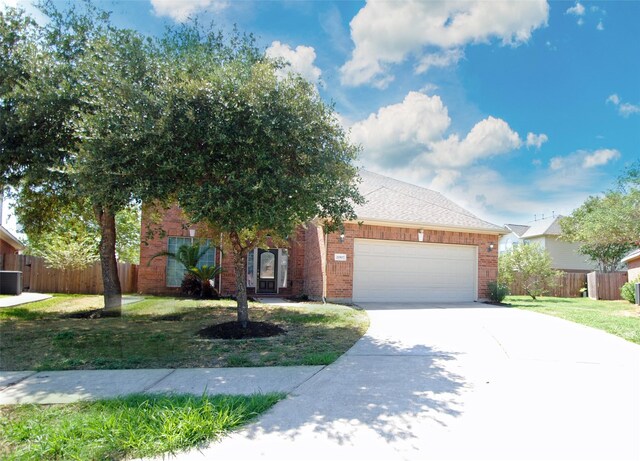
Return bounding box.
[0,271,22,295]
[635,283,640,307]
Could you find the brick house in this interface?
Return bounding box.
[0,192,25,268]
[622,249,640,282]
[138,170,505,303]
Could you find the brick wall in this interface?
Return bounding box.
[138,204,305,297]
[0,239,20,255]
[138,204,500,301]
[628,258,640,282]
[303,222,326,300]
[138,204,207,295]
[324,223,499,302]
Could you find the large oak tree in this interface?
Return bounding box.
[1,3,172,312]
[158,26,363,326]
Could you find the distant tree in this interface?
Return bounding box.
[23,202,141,267]
[158,25,363,327]
[560,163,640,271]
[1,3,174,313]
[499,244,562,300]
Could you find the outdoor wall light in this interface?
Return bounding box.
[488,243,495,252]
[339,233,345,243]
[189,229,196,238]
[418,229,424,242]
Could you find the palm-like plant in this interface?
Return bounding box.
[148,242,212,269]
[188,265,224,299]
[148,242,219,298]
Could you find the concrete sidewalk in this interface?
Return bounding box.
[0,292,51,307]
[0,366,324,404]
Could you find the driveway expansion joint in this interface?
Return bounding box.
[0,371,37,391]
[142,368,177,393]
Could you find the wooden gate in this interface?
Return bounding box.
[587,271,627,300]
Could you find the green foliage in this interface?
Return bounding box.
[31,233,99,270]
[159,24,363,324]
[0,393,284,460]
[188,264,223,299]
[487,281,509,303]
[560,163,640,271]
[1,2,176,308]
[149,241,212,269]
[620,277,639,304]
[499,244,563,300]
[23,203,141,268]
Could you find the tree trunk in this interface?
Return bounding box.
[95,204,122,315]
[233,249,249,328]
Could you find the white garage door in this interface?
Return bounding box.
[353,239,477,303]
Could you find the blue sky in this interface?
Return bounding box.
[2,0,639,231]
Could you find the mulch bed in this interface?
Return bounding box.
[483,301,512,307]
[198,321,285,340]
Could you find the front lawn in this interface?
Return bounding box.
[507,295,640,344]
[0,295,369,370]
[0,393,283,460]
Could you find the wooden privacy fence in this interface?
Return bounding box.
[587,271,627,301]
[508,272,587,298]
[0,254,137,294]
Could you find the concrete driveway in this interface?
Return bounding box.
[147,303,640,461]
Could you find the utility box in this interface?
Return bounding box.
[0,271,22,295]
[635,283,640,306]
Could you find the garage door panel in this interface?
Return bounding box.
[353,239,477,303]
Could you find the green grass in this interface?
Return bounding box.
[0,295,369,370]
[507,295,640,344]
[0,393,284,460]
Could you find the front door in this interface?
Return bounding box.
[257,249,278,294]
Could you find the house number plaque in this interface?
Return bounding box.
[334,253,347,261]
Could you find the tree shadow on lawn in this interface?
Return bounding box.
[236,335,468,447]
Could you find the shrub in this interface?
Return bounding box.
[498,243,563,300]
[488,281,509,303]
[620,277,640,304]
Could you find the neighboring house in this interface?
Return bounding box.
[499,215,595,272]
[0,192,25,268]
[138,170,505,303]
[622,249,640,282]
[499,224,530,252]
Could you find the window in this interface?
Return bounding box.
[166,238,216,287]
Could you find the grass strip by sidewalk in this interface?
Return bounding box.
[507,295,640,344]
[0,392,284,460]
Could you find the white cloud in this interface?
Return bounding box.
[566,3,585,16]
[526,132,548,149]
[340,0,548,87]
[606,93,640,117]
[425,116,522,167]
[350,91,451,165]
[415,49,464,74]
[351,91,523,170]
[150,0,228,22]
[619,103,640,117]
[596,21,604,31]
[266,41,322,87]
[583,149,621,168]
[549,148,620,173]
[606,94,620,105]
